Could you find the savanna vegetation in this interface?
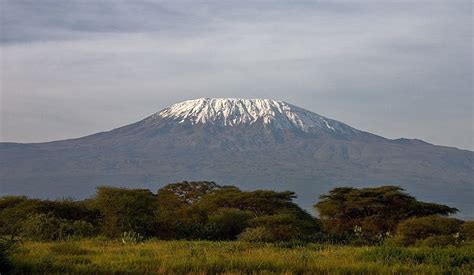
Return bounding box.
[1,182,472,273]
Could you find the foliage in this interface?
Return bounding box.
[238,227,275,242]
[207,208,253,240]
[0,184,466,246]
[418,235,458,247]
[0,196,99,239]
[157,181,222,207]
[0,196,51,237]
[95,186,157,237]
[315,186,458,239]
[244,213,320,242]
[154,183,317,241]
[198,187,300,216]
[154,182,215,240]
[20,213,96,241]
[461,221,474,242]
[394,215,463,246]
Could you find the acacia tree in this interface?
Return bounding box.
[95,186,157,237]
[199,187,321,241]
[157,181,221,206]
[314,186,458,237]
[197,187,301,216]
[155,182,321,241]
[154,181,222,239]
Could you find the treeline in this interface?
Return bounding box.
[0,182,472,246]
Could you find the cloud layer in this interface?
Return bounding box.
[1,1,472,150]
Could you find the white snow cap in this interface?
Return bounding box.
[157,98,355,133]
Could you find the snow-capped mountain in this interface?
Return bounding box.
[1,98,473,216]
[156,98,356,134]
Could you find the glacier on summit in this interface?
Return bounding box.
[156,98,357,134]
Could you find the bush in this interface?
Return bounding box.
[95,187,157,238]
[250,214,319,242]
[460,221,474,242]
[21,213,97,241]
[0,197,99,239]
[394,215,463,246]
[238,227,275,242]
[416,235,457,247]
[207,208,253,240]
[237,213,319,243]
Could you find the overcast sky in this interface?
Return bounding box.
[0,0,472,150]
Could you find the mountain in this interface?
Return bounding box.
[1,98,473,216]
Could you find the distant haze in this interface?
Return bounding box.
[0,1,472,150]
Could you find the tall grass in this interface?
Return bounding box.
[9,240,474,274]
[361,244,473,270]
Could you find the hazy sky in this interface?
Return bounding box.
[1,1,472,150]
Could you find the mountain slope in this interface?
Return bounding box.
[1,98,473,216]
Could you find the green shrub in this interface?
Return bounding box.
[416,235,457,247]
[238,227,275,242]
[68,220,97,239]
[95,187,157,238]
[460,221,474,242]
[207,208,253,240]
[394,215,462,246]
[0,196,99,240]
[20,213,96,241]
[243,213,319,242]
[21,213,59,241]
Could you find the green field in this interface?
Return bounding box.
[8,240,474,274]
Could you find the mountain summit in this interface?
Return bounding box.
[155,98,356,134]
[0,98,472,216]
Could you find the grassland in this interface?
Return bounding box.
[8,240,474,274]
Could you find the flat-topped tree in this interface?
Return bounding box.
[197,187,300,217]
[157,181,222,208]
[314,186,458,237]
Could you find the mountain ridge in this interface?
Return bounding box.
[0,98,472,217]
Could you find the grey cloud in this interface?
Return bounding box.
[1,0,203,43]
[0,1,472,150]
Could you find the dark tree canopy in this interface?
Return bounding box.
[0,196,98,238]
[153,181,222,239]
[0,183,463,245]
[314,186,458,236]
[95,186,157,237]
[154,183,314,240]
[197,187,300,217]
[395,215,463,246]
[157,181,221,208]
